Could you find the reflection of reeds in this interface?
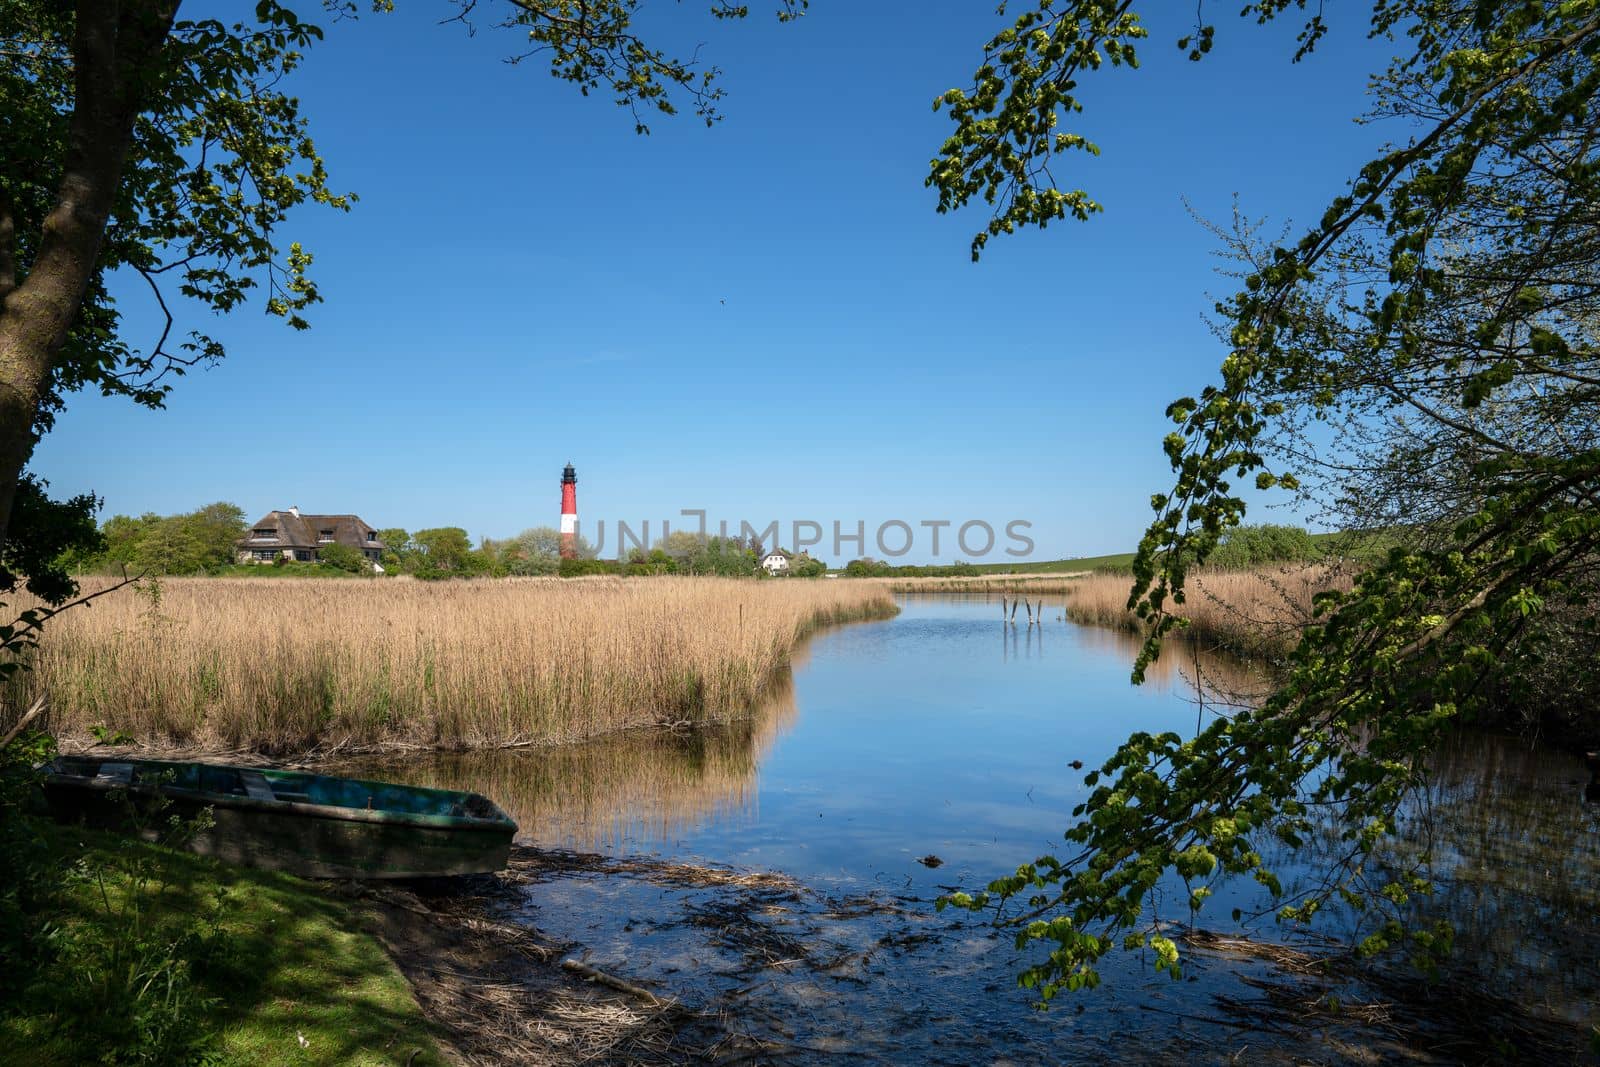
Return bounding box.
[1061,564,1354,659]
[1066,623,1271,708]
[333,672,799,850]
[11,576,892,752]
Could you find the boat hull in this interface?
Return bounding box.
[43,761,516,880]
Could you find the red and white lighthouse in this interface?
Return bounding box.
[560,463,578,559]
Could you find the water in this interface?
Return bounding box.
[340,596,1600,1062]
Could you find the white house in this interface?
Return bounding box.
[760,548,793,576]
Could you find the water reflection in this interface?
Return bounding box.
[334,670,797,850]
[1401,732,1600,1023]
[1064,618,1272,705]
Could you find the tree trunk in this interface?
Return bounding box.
[0,1,180,556]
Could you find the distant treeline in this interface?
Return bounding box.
[837,558,983,578]
[69,507,1383,581]
[63,505,830,579]
[833,525,1324,578]
[379,528,827,578]
[839,525,1399,579]
[69,503,249,575]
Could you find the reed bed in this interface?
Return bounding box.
[1061,564,1355,660]
[8,576,895,753]
[881,574,1086,595]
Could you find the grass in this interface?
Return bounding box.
[1060,563,1354,659]
[965,530,1383,577]
[11,575,896,753]
[208,563,372,579]
[0,827,446,1067]
[969,551,1137,574]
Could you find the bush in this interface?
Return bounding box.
[0,728,60,1006]
[1207,524,1319,570]
[789,554,827,578]
[315,542,368,574]
[559,557,624,577]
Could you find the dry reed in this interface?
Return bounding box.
[880,574,1085,595]
[8,576,894,753]
[1061,564,1355,659]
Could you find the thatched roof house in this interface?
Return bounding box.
[239,506,383,565]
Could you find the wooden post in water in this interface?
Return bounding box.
[1009,598,1019,624]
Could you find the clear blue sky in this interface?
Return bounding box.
[31,2,1398,563]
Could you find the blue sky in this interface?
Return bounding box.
[31,2,1399,562]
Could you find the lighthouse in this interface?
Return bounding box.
[560,463,578,559]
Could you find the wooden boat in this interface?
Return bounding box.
[42,756,517,879]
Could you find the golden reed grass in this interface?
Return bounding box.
[7,576,894,753]
[1061,564,1355,659]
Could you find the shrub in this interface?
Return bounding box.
[315,542,368,574]
[1207,524,1319,570]
[558,557,624,577]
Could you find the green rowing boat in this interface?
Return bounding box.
[43,756,517,879]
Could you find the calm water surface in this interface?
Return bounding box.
[344,596,1600,1063]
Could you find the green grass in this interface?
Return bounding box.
[210,563,373,579]
[968,530,1391,576]
[970,551,1136,574]
[0,827,446,1067]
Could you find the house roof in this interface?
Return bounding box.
[762,548,793,559]
[241,511,381,551]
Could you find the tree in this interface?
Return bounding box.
[939,0,1600,1003]
[315,541,367,574]
[1206,524,1319,571]
[77,501,244,575]
[178,501,246,570]
[99,513,159,569]
[0,474,100,603]
[789,552,826,578]
[376,527,410,569]
[129,515,200,575]
[647,530,696,572]
[411,526,474,576]
[485,527,559,576]
[842,557,891,578]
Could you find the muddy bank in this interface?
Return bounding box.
[334,850,867,1066]
[341,880,723,1066]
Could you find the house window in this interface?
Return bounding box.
[295,550,312,562]
[251,529,276,540]
[366,531,377,541]
[251,550,277,561]
[318,528,335,542]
